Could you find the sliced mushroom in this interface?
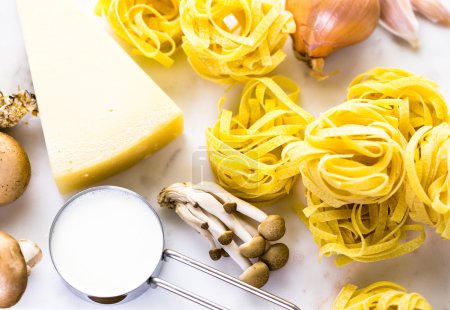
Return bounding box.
[239,261,270,288]
[0,232,42,308]
[260,243,289,271]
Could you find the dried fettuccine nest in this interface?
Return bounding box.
[293,190,425,266]
[285,99,407,208]
[332,281,432,310]
[405,123,450,239]
[206,76,313,205]
[95,0,182,67]
[347,67,448,141]
[180,0,295,83]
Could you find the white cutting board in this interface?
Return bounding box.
[0,0,449,309]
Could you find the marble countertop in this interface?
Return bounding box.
[1,0,450,309]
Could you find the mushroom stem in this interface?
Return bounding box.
[186,204,234,245]
[208,227,252,270]
[166,184,253,242]
[176,203,209,229]
[175,205,222,261]
[0,232,42,308]
[193,182,286,240]
[234,214,258,236]
[18,240,42,275]
[193,181,268,222]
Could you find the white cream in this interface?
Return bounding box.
[50,188,164,297]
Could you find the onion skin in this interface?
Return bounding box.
[286,0,380,78]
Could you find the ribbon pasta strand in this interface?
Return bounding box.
[95,0,182,67]
[347,67,448,140]
[332,281,433,310]
[180,0,295,83]
[405,123,450,238]
[285,99,408,208]
[206,76,313,205]
[296,190,425,266]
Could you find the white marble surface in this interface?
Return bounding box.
[1,0,450,309]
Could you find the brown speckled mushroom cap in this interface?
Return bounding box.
[0,231,28,308]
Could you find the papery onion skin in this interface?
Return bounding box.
[285,0,380,78]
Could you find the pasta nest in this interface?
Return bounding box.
[95,0,182,67]
[206,76,313,205]
[295,190,425,266]
[285,99,408,207]
[332,281,432,310]
[405,123,450,239]
[348,67,448,140]
[179,0,295,83]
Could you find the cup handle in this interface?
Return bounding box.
[151,249,300,310]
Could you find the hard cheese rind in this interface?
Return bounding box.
[17,0,183,193]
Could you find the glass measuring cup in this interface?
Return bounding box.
[49,186,300,310]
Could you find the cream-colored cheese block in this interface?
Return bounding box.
[17,0,183,193]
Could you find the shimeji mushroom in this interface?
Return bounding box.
[158,182,290,288]
[0,232,42,308]
[193,182,286,241]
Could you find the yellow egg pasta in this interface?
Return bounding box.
[95,0,182,67]
[332,281,433,310]
[180,0,295,83]
[348,67,448,140]
[405,123,450,239]
[297,190,425,266]
[206,76,313,205]
[285,99,407,208]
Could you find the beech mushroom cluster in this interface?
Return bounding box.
[158,182,289,288]
[0,231,42,308]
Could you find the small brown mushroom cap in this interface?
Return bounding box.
[258,215,286,241]
[0,133,31,206]
[239,235,266,258]
[218,231,234,245]
[223,202,237,213]
[209,248,222,261]
[260,243,289,271]
[239,261,270,288]
[0,232,28,308]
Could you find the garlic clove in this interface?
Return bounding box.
[379,0,420,47]
[411,0,450,26]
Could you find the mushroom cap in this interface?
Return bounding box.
[239,235,266,258]
[258,215,286,241]
[0,232,28,308]
[209,248,222,261]
[0,133,31,206]
[223,202,237,213]
[260,243,289,271]
[239,261,270,288]
[218,231,234,245]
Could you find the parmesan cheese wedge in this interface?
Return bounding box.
[17,0,183,193]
